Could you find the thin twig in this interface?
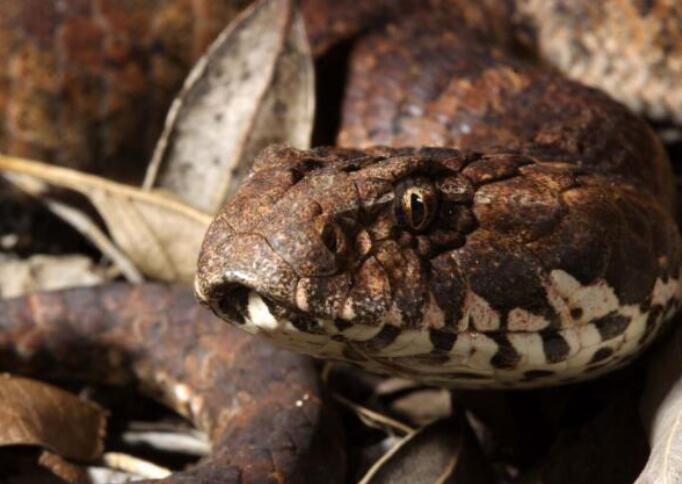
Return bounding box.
[332,392,415,435]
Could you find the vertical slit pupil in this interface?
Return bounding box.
[410,192,426,227]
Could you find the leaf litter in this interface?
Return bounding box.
[0,0,315,481]
[0,374,106,483]
[1,0,682,482]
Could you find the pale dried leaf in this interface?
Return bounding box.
[389,388,452,427]
[637,323,682,484]
[87,190,207,283]
[121,421,209,456]
[0,255,109,299]
[121,425,210,456]
[102,452,171,480]
[86,467,137,484]
[144,0,315,213]
[0,375,107,461]
[359,417,469,484]
[374,378,424,396]
[5,172,143,283]
[0,155,212,283]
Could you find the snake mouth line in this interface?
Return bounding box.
[198,278,299,333]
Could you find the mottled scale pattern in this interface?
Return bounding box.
[0,0,247,179]
[517,0,682,124]
[196,1,682,388]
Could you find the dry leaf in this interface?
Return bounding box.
[4,173,143,283]
[0,255,109,299]
[333,392,415,436]
[144,0,315,213]
[389,388,452,428]
[101,453,171,480]
[0,155,211,283]
[637,322,682,484]
[86,467,136,484]
[0,374,107,461]
[359,416,494,484]
[121,422,210,456]
[38,451,89,484]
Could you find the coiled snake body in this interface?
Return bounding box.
[196,0,682,388]
[1,0,682,481]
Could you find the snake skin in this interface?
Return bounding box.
[517,0,682,124]
[196,1,682,388]
[0,0,249,179]
[0,284,345,483]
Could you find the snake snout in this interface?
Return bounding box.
[196,230,301,330]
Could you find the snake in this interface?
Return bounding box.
[0,284,344,482]
[195,0,682,389]
[1,0,682,481]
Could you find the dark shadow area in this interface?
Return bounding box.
[311,39,356,147]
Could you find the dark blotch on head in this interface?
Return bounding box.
[334,319,353,331]
[290,314,324,334]
[364,325,401,351]
[489,334,521,369]
[590,347,614,364]
[593,312,630,340]
[540,330,570,363]
[458,240,559,329]
[430,255,466,327]
[429,329,457,352]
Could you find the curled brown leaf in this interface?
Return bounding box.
[0,374,107,462]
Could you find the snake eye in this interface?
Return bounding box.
[394,178,438,232]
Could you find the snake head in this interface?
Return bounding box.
[195,144,681,387]
[195,144,482,360]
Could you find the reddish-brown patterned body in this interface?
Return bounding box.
[0,0,248,178]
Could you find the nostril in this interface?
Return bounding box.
[210,284,250,326]
[320,223,345,255]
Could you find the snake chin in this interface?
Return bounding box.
[196,269,682,390]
